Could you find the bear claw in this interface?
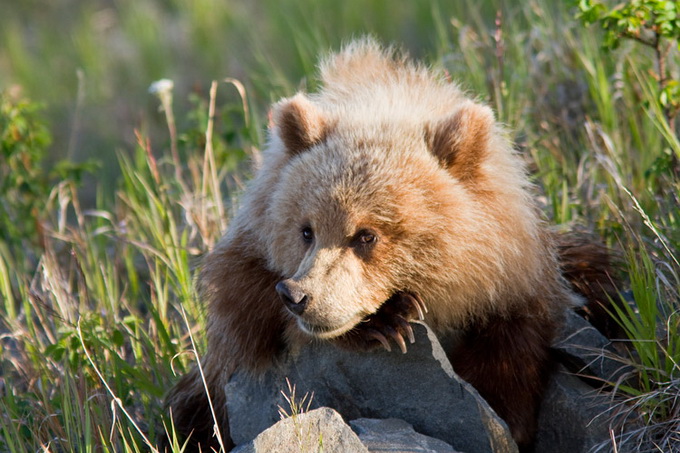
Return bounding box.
[396,316,415,344]
[337,291,425,353]
[402,293,427,320]
[383,325,408,354]
[366,329,392,352]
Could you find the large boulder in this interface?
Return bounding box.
[226,322,517,453]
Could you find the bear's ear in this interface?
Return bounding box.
[273,94,329,155]
[426,102,494,183]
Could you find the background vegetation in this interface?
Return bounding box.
[0,0,678,451]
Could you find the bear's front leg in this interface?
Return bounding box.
[335,292,427,353]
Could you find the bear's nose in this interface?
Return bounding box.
[275,280,309,315]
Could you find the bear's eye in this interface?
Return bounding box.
[359,233,376,244]
[354,230,378,246]
[301,226,314,243]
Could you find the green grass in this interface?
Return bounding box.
[1,0,679,451]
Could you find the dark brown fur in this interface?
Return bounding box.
[448,308,557,452]
[162,367,229,452]
[161,238,286,451]
[556,232,622,338]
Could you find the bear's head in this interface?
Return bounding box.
[263,93,545,338]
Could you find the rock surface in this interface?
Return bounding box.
[231,407,368,453]
[226,322,518,453]
[553,310,632,385]
[535,366,614,453]
[350,418,461,453]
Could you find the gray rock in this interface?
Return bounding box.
[226,322,517,453]
[350,418,461,452]
[231,407,368,453]
[535,366,614,453]
[553,310,633,385]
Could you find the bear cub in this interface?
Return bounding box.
[163,39,612,452]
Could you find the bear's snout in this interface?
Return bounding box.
[276,280,309,315]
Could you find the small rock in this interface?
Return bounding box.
[231,407,368,453]
[553,310,633,385]
[226,322,517,453]
[350,418,461,453]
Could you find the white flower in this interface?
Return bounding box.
[148,79,174,95]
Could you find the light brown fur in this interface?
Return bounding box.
[162,39,589,452]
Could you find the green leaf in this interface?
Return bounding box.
[45,344,66,362]
[112,329,125,348]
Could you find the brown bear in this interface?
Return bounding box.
[162,39,614,452]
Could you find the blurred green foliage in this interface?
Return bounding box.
[0,92,97,253]
[578,0,680,47]
[577,0,680,147]
[0,93,52,244]
[0,0,476,176]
